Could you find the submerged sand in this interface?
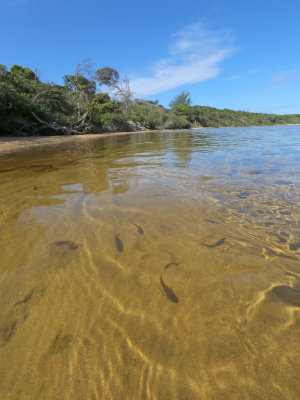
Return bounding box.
[0,126,299,399]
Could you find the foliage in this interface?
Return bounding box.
[1,63,300,136]
[172,105,300,128]
[95,67,119,87]
[128,100,167,129]
[164,114,191,129]
[169,91,191,108]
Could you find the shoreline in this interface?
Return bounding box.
[0,124,300,154]
[0,129,160,154]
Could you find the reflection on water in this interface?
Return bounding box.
[0,126,299,399]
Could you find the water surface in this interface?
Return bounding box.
[0,126,299,399]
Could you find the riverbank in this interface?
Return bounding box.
[1,124,300,155]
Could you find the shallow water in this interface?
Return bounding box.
[0,126,299,400]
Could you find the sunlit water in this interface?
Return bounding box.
[0,126,299,400]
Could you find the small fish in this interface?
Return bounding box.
[33,186,38,190]
[163,263,179,271]
[271,285,300,307]
[115,235,123,252]
[13,289,35,308]
[202,237,226,248]
[276,235,287,244]
[53,241,80,250]
[204,219,218,224]
[237,192,250,199]
[247,170,261,175]
[160,275,178,303]
[289,242,300,251]
[0,321,17,344]
[134,224,144,235]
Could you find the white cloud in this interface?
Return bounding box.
[269,70,298,90]
[130,22,236,97]
[271,70,297,82]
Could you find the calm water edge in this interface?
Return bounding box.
[0,126,299,399]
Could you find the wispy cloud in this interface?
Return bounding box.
[269,70,298,90]
[224,75,241,80]
[130,22,236,97]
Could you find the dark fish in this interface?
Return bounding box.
[48,331,73,355]
[280,231,290,238]
[204,219,218,224]
[247,170,261,175]
[160,275,178,303]
[134,224,144,235]
[115,235,123,252]
[237,192,250,199]
[202,237,226,248]
[33,186,38,190]
[163,263,179,271]
[271,285,300,307]
[0,321,17,344]
[53,241,80,250]
[276,236,287,244]
[13,289,35,308]
[289,242,300,251]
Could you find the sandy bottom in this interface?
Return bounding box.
[0,127,299,399]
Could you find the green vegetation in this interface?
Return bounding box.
[169,91,191,108]
[1,63,300,136]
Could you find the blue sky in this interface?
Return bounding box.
[1,0,300,114]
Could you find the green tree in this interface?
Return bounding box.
[169,91,191,108]
[95,67,119,87]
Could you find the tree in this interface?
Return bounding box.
[63,74,96,95]
[95,67,133,116]
[110,75,133,115]
[0,64,8,79]
[169,91,191,108]
[95,67,119,87]
[10,65,38,82]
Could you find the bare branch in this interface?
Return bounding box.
[31,112,82,135]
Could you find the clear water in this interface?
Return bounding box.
[0,126,299,399]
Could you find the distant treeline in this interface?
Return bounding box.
[1,63,299,136]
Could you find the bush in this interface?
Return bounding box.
[164,115,191,129]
